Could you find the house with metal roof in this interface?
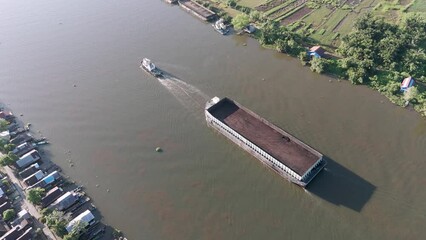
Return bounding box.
[27,171,61,190]
[23,170,45,186]
[10,133,32,146]
[51,191,80,211]
[41,187,64,208]
[12,142,35,158]
[308,46,326,58]
[15,149,41,169]
[18,163,40,179]
[401,76,415,92]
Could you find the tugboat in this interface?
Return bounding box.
[212,19,229,35]
[140,58,162,77]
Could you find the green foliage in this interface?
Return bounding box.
[404,86,419,102]
[339,13,426,79]
[66,220,88,239]
[0,152,18,166]
[3,209,15,222]
[232,13,250,30]
[310,57,326,73]
[0,119,9,132]
[227,1,251,14]
[41,207,53,216]
[45,210,70,238]
[299,51,309,65]
[63,235,78,240]
[249,10,265,23]
[27,187,45,205]
[3,144,15,153]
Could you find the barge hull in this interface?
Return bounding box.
[205,97,326,187]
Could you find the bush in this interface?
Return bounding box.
[232,13,250,30]
[404,86,419,102]
[310,57,326,73]
[0,152,18,166]
[0,119,9,132]
[299,51,309,65]
[27,188,45,205]
[3,209,15,222]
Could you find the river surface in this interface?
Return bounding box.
[1,0,426,239]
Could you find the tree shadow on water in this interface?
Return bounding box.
[306,156,376,212]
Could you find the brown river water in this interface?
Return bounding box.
[1,0,426,239]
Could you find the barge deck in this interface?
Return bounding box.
[205,97,326,187]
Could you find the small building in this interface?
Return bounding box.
[11,210,31,228]
[41,187,63,208]
[12,142,35,157]
[23,170,45,186]
[6,123,19,132]
[400,76,415,92]
[0,226,21,240]
[10,133,32,146]
[19,163,40,179]
[16,227,33,240]
[15,150,41,169]
[243,24,256,34]
[66,210,96,233]
[28,171,61,190]
[0,195,8,205]
[51,191,79,211]
[308,46,326,58]
[0,224,8,237]
[0,111,14,122]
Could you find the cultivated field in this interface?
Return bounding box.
[230,0,425,47]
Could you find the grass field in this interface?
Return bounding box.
[208,0,424,47]
[409,0,426,12]
[238,0,267,8]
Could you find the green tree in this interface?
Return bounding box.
[53,220,68,238]
[3,209,15,222]
[232,13,250,30]
[27,187,45,205]
[310,57,326,73]
[347,67,368,84]
[3,144,15,153]
[299,51,309,65]
[402,14,426,46]
[45,210,70,238]
[0,119,9,132]
[63,235,78,240]
[404,86,419,102]
[66,220,88,239]
[0,152,18,166]
[248,10,263,23]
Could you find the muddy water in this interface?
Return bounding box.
[1,0,426,239]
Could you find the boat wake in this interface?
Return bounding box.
[156,73,210,118]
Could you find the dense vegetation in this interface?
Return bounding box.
[190,0,426,116]
[27,187,45,205]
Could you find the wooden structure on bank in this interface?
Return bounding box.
[178,0,216,21]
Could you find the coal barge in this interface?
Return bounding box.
[205,97,326,187]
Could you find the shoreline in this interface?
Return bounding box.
[169,0,426,118]
[0,105,126,240]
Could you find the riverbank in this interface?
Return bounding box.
[0,106,126,240]
[171,0,426,118]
